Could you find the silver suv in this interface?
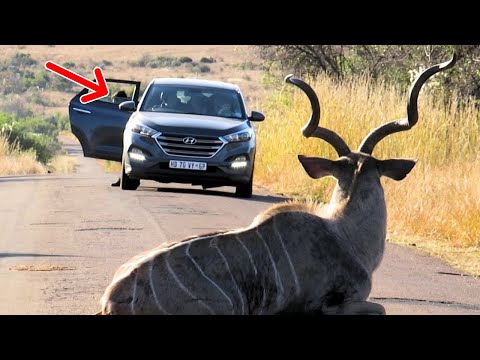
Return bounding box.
[68,78,265,198]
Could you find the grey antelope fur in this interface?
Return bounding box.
[97,54,457,315]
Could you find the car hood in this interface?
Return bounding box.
[130,112,249,136]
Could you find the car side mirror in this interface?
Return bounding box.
[119,100,137,112]
[248,111,265,122]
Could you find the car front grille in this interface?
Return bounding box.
[154,133,225,158]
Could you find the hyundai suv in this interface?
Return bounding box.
[68,78,265,198]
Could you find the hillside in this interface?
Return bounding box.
[0,45,267,118]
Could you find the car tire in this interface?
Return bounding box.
[120,157,140,191]
[235,175,253,198]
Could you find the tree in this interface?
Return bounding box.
[254,45,480,101]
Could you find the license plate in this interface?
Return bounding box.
[169,160,207,171]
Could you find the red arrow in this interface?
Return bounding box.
[45,61,109,104]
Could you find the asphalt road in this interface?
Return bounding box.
[0,137,479,315]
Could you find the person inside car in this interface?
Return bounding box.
[111,90,129,104]
[188,95,208,115]
[217,102,234,117]
[214,95,240,118]
[151,89,183,112]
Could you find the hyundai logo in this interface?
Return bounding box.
[183,137,197,145]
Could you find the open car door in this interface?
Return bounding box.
[68,79,142,162]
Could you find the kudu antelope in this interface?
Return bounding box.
[97,54,456,315]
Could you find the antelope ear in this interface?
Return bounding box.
[378,158,417,181]
[298,155,339,179]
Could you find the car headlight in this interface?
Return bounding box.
[129,147,147,161]
[231,155,249,169]
[223,129,253,143]
[129,123,159,137]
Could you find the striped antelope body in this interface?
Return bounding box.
[97,54,456,315]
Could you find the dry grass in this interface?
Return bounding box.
[0,133,78,176]
[386,162,480,248]
[98,160,122,173]
[9,265,75,271]
[47,155,78,174]
[0,154,46,176]
[0,134,47,176]
[255,74,480,276]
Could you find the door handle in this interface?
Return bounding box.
[72,108,91,114]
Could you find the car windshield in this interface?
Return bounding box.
[139,84,246,120]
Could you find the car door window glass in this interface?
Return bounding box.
[97,81,136,104]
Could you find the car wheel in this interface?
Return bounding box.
[120,157,140,191]
[235,175,253,198]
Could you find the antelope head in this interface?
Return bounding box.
[286,54,457,215]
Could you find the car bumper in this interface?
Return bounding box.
[123,133,255,186]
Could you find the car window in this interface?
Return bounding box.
[97,80,137,104]
[139,84,246,119]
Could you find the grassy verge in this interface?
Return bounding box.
[47,155,78,174]
[0,133,46,175]
[99,160,122,173]
[0,132,77,176]
[255,74,480,276]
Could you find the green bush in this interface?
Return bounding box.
[0,112,65,163]
[200,57,215,64]
[189,64,211,73]
[11,53,37,67]
[199,65,211,73]
[28,92,51,107]
[50,75,75,92]
[0,52,74,94]
[128,55,197,68]
[149,56,182,68]
[53,112,71,132]
[128,54,150,67]
[22,70,49,90]
[178,56,193,64]
[234,61,260,71]
[17,117,58,137]
[62,61,76,68]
